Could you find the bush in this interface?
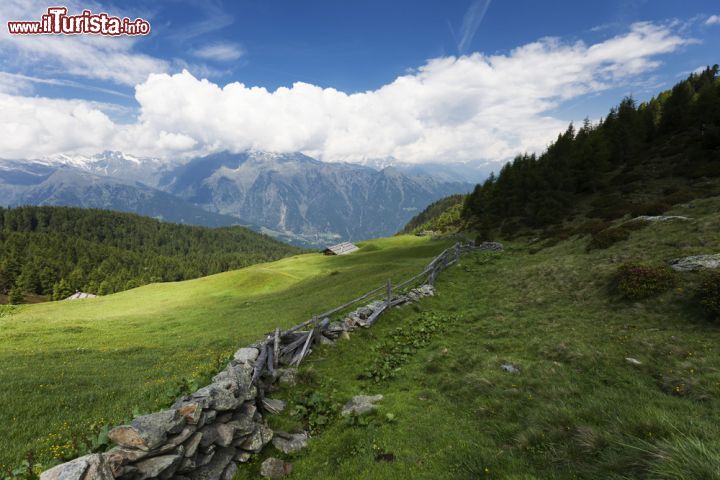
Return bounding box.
[697,272,720,321]
[630,202,670,217]
[615,264,676,299]
[587,227,631,251]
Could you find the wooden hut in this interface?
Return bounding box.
[323,241,359,255]
[66,291,98,300]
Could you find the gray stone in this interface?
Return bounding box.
[634,215,690,222]
[501,364,519,373]
[625,357,643,366]
[276,369,296,385]
[197,447,215,467]
[103,447,149,477]
[177,402,203,424]
[166,426,196,448]
[234,451,252,463]
[188,447,235,480]
[184,432,203,457]
[178,457,196,473]
[204,410,217,425]
[40,455,92,480]
[262,398,286,414]
[669,254,720,272]
[226,417,255,437]
[272,431,308,454]
[220,462,237,480]
[341,394,383,416]
[260,458,292,479]
[109,409,185,450]
[233,347,259,363]
[81,454,114,480]
[477,241,504,252]
[134,454,181,480]
[240,424,273,452]
[191,384,240,411]
[214,423,235,447]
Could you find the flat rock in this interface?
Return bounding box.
[134,454,181,480]
[341,394,383,416]
[272,431,308,454]
[188,447,235,480]
[177,403,203,425]
[103,447,149,476]
[233,347,259,363]
[262,398,286,414]
[476,241,504,252]
[260,458,293,479]
[40,455,90,480]
[669,254,720,272]
[191,384,241,411]
[625,357,643,366]
[240,424,273,452]
[184,432,203,457]
[634,215,690,222]
[109,410,185,450]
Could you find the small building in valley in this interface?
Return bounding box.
[323,241,359,255]
[66,291,98,300]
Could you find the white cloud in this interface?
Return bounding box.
[191,42,245,62]
[706,15,720,26]
[0,0,169,86]
[0,22,691,166]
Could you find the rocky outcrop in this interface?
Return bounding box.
[669,254,720,272]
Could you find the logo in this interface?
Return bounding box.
[7,6,151,36]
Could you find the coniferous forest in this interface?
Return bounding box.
[462,66,720,237]
[0,206,303,302]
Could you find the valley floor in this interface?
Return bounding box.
[0,236,451,470]
[239,198,720,479]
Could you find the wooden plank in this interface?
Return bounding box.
[252,342,268,384]
[280,331,311,356]
[293,327,315,366]
[273,328,280,369]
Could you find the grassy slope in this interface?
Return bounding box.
[242,198,720,480]
[0,235,451,469]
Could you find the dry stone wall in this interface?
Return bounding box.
[39,242,500,480]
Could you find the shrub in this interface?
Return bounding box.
[587,227,631,251]
[574,219,612,237]
[615,264,676,299]
[697,272,720,321]
[631,202,670,217]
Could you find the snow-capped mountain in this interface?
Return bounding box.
[1,150,474,246]
[42,151,175,186]
[359,157,490,183]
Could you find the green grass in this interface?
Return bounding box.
[237,198,720,480]
[0,235,451,470]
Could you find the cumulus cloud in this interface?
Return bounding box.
[706,15,720,26]
[0,22,691,166]
[191,42,245,62]
[0,0,169,86]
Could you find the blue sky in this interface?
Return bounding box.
[0,0,718,165]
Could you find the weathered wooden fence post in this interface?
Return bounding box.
[273,328,280,369]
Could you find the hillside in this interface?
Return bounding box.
[0,206,302,302]
[463,66,720,239]
[399,194,466,234]
[238,196,720,479]
[0,236,451,470]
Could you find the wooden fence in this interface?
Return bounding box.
[250,241,489,387]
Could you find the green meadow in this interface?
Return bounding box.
[0,235,451,470]
[239,198,720,479]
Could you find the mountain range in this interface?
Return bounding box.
[0,150,473,246]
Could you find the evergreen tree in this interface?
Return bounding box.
[8,285,24,305]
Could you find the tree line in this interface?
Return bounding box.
[0,206,303,303]
[462,66,720,237]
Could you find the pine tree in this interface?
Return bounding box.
[8,285,24,305]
